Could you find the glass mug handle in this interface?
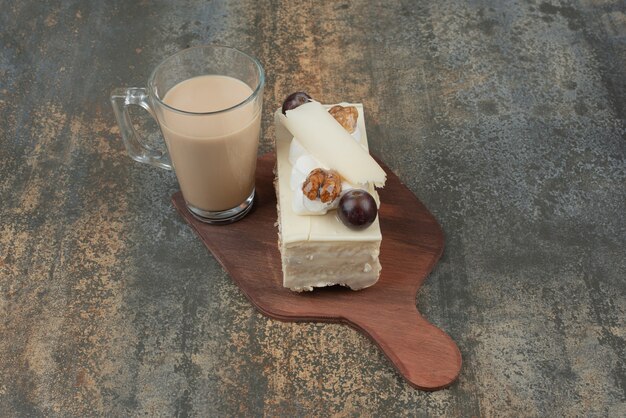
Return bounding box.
[110,87,172,170]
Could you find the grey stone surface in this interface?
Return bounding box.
[0,0,624,416]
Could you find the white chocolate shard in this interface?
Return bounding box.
[280,101,386,187]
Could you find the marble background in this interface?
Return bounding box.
[1,0,624,416]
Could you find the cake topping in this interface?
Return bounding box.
[302,168,343,204]
[329,105,358,134]
[337,189,378,230]
[282,92,312,115]
[282,101,386,187]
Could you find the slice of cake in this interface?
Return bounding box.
[274,96,386,291]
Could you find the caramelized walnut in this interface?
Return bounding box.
[329,105,358,134]
[302,168,343,203]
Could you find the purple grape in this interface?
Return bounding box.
[337,190,378,230]
[282,92,312,115]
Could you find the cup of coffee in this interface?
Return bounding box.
[111,45,265,224]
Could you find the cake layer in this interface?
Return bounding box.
[281,241,381,292]
[275,103,382,291]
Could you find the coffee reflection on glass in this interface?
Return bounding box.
[111,45,265,224]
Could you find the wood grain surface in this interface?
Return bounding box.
[172,153,462,390]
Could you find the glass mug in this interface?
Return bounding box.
[111,45,265,224]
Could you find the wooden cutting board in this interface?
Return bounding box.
[172,153,461,391]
